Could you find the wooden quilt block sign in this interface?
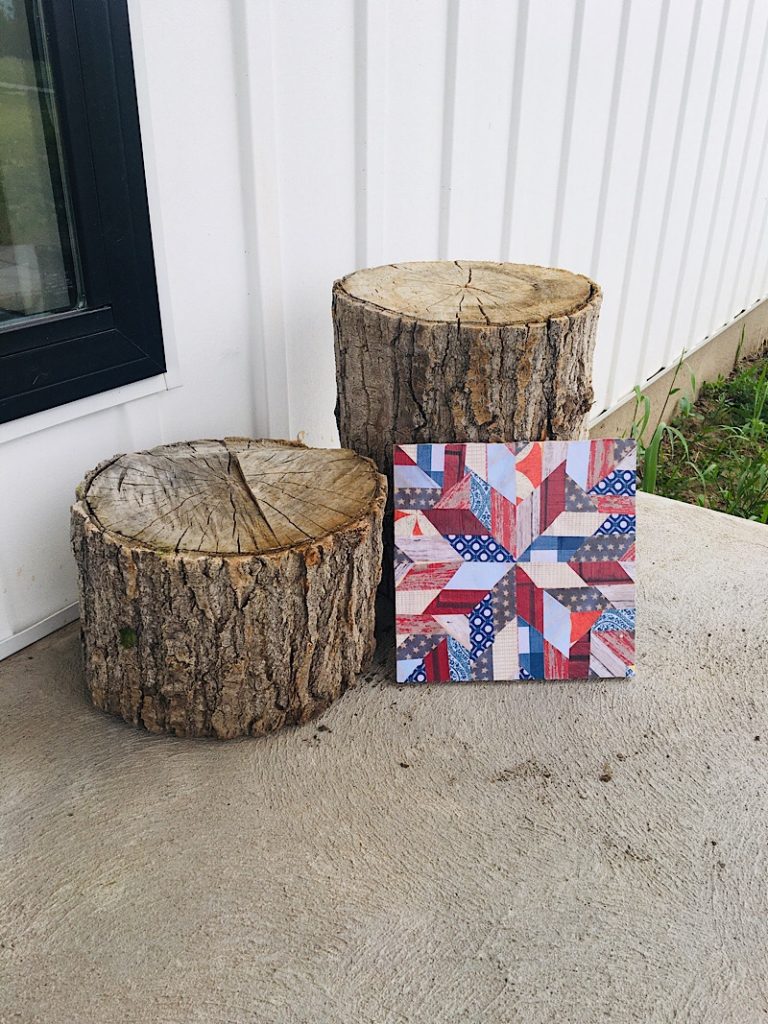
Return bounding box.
[394,440,636,682]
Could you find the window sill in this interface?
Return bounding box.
[0,372,179,445]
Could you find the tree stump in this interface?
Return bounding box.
[71,438,387,739]
[333,260,602,595]
[333,261,602,475]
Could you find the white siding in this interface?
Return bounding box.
[1,0,767,650]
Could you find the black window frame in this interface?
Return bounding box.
[0,0,165,425]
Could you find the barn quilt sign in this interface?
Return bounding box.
[393,440,636,683]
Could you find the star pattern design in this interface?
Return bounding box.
[395,441,636,683]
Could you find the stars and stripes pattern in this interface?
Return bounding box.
[394,440,636,683]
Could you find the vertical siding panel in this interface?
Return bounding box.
[506,1,579,266]
[660,0,733,366]
[746,77,768,304]
[706,1,768,327]
[724,19,768,319]
[747,155,768,307]
[557,0,625,371]
[622,0,702,395]
[642,0,726,372]
[353,0,368,267]
[447,1,520,258]
[381,0,448,260]
[743,136,768,307]
[604,0,670,405]
[687,0,756,344]
[270,0,357,445]
[360,0,389,269]
[500,0,529,261]
[583,0,632,413]
[754,206,768,305]
[549,0,586,267]
[232,0,291,438]
[635,0,704,391]
[436,0,459,259]
[588,0,632,279]
[590,0,664,410]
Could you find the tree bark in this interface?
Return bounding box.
[333,260,602,594]
[333,261,602,480]
[71,438,387,739]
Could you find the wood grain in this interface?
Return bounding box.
[71,438,387,738]
[83,437,382,555]
[340,260,594,324]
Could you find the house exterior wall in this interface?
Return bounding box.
[2,0,767,654]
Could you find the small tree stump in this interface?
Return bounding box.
[333,261,602,594]
[71,438,387,739]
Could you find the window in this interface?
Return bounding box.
[0,0,164,424]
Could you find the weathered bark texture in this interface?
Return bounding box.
[333,261,602,596]
[333,261,602,483]
[71,438,387,739]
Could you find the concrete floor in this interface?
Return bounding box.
[1,492,768,1024]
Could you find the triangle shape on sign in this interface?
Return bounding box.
[394,445,420,467]
[570,609,603,646]
[432,614,472,651]
[564,473,598,512]
[434,472,473,510]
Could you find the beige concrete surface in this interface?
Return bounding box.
[1,493,768,1024]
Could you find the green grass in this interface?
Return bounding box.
[630,339,768,523]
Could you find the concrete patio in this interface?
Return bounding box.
[1,492,767,1023]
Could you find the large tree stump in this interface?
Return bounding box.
[333,261,602,596]
[71,438,387,739]
[333,261,602,479]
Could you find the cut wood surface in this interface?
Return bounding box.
[85,439,384,555]
[341,260,594,324]
[334,262,602,481]
[71,438,387,739]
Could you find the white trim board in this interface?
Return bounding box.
[0,604,79,662]
[0,373,183,446]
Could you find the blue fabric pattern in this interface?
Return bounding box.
[592,608,635,632]
[470,471,492,529]
[589,469,636,496]
[447,637,472,680]
[596,514,636,535]
[446,534,513,563]
[469,594,495,659]
[406,660,427,683]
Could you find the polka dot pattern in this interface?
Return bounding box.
[589,469,636,496]
[469,595,494,659]
[596,514,636,535]
[446,534,513,563]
